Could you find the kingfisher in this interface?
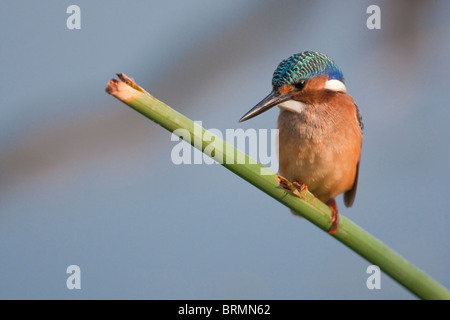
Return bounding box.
[239,51,363,234]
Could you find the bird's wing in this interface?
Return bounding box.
[344,160,359,208]
[344,103,363,208]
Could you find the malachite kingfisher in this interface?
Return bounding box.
[239,51,363,234]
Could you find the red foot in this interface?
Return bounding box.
[327,198,339,235]
[293,181,308,192]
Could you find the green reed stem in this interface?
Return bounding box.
[106,73,450,300]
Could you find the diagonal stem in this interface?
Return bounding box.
[106,73,450,300]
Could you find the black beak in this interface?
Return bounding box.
[239,90,292,122]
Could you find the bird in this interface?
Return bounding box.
[239,51,363,234]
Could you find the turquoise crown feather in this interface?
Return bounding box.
[272,51,343,88]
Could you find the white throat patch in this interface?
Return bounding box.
[278,100,307,114]
[324,79,346,92]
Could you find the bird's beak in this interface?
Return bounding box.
[239,90,292,122]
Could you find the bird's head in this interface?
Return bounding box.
[239,51,346,122]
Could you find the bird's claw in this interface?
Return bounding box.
[276,175,308,197]
[292,181,308,192]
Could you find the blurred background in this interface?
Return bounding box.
[1,0,449,299]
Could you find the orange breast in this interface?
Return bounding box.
[277,93,362,204]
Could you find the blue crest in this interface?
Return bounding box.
[272,51,343,87]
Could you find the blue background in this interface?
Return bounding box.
[1,0,449,299]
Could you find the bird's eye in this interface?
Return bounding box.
[295,79,306,89]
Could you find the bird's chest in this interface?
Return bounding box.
[277,108,357,197]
